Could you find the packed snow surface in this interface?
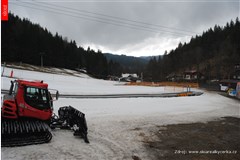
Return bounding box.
[1,67,240,160]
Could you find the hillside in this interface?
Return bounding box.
[1,13,155,78]
[1,13,108,78]
[104,53,150,74]
[145,18,240,81]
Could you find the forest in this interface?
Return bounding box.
[144,18,240,82]
[1,13,109,78]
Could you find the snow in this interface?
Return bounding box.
[1,67,194,95]
[1,66,240,160]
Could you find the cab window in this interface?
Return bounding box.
[24,86,50,110]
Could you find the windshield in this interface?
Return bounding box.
[24,86,51,110]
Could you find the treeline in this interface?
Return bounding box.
[105,53,148,76]
[145,18,240,81]
[1,13,110,78]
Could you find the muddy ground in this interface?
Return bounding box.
[139,117,240,160]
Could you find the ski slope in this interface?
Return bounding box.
[1,66,240,160]
[2,67,167,95]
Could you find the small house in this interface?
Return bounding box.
[183,70,203,81]
[166,73,183,82]
[120,73,140,82]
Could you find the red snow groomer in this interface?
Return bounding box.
[1,79,89,147]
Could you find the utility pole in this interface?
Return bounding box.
[1,62,6,76]
[40,52,45,68]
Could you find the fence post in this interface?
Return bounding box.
[10,70,13,78]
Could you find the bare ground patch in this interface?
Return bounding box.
[141,117,240,160]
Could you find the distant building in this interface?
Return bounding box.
[166,73,182,82]
[120,73,140,82]
[166,70,204,82]
[219,64,240,91]
[121,73,138,78]
[183,70,204,81]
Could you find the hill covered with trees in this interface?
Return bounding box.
[145,18,240,82]
[104,53,149,75]
[1,13,109,78]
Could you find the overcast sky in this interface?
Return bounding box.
[8,0,239,57]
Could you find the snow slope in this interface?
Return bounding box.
[2,67,158,94]
[1,66,240,160]
[1,67,193,95]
